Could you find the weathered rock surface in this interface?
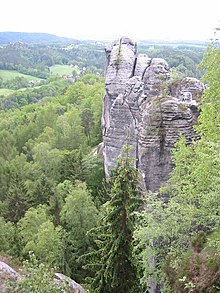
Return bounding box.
[54,273,85,292]
[102,37,204,192]
[0,260,85,293]
[0,261,21,293]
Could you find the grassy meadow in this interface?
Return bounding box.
[0,88,15,96]
[49,64,78,76]
[0,70,42,82]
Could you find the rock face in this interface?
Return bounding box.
[0,260,85,293]
[0,261,21,293]
[102,37,204,192]
[54,273,85,292]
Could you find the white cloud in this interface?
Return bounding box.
[1,0,219,40]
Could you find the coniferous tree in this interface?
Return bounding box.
[86,147,143,293]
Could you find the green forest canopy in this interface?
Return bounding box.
[0,36,219,293]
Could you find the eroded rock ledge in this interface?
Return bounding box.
[102,37,204,192]
[0,260,85,293]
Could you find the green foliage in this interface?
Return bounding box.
[0,70,43,90]
[165,236,220,293]
[0,74,104,223]
[32,142,63,182]
[134,40,220,292]
[55,106,86,150]
[206,228,220,254]
[2,154,30,222]
[85,149,143,293]
[0,41,106,289]
[138,43,206,78]
[60,181,98,232]
[49,64,78,76]
[18,205,49,243]
[0,78,71,110]
[0,130,18,160]
[18,205,64,267]
[0,36,215,292]
[0,217,16,254]
[116,41,122,72]
[49,180,74,226]
[81,108,94,144]
[59,150,85,183]
[0,88,15,96]
[78,74,103,85]
[135,135,220,291]
[83,155,105,207]
[197,43,220,139]
[9,252,68,293]
[0,40,105,83]
[29,221,63,266]
[60,181,99,281]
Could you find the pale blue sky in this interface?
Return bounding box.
[1,0,219,41]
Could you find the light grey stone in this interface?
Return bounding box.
[0,261,21,293]
[54,273,85,292]
[134,54,151,77]
[102,37,204,192]
[0,260,85,293]
[170,77,205,103]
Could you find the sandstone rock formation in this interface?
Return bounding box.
[54,273,85,292]
[0,260,85,293]
[102,37,204,192]
[0,261,21,293]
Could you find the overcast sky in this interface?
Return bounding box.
[1,0,219,41]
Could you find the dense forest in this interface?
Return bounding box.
[0,33,219,292]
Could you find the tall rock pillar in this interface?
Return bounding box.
[102,37,204,192]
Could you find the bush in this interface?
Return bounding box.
[165,234,220,293]
[8,252,68,293]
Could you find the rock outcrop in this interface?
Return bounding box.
[0,261,21,293]
[54,273,85,292]
[0,260,85,293]
[102,37,204,192]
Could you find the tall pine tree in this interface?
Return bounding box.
[86,146,142,293]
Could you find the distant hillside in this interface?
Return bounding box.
[139,39,209,48]
[0,32,78,44]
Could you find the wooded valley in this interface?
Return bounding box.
[0,33,219,292]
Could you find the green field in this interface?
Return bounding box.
[0,88,15,96]
[0,70,42,82]
[49,65,77,76]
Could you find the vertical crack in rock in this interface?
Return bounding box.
[158,98,166,160]
[141,58,152,80]
[123,97,139,169]
[131,57,137,78]
[102,37,204,192]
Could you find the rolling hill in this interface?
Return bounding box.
[0,32,78,44]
